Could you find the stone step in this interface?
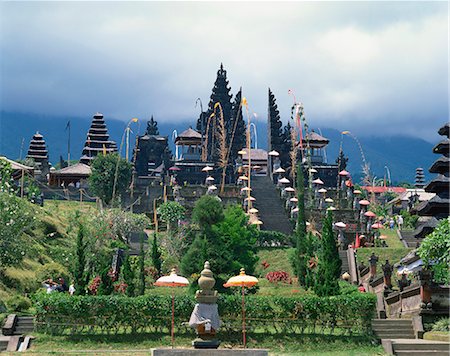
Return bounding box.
[377,335,416,339]
[373,329,414,334]
[13,328,34,335]
[16,320,34,326]
[395,351,449,356]
[0,339,8,352]
[372,320,413,326]
[394,342,450,351]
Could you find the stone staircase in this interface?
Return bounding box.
[250,176,293,235]
[372,319,415,340]
[0,336,8,352]
[385,339,450,355]
[13,316,34,335]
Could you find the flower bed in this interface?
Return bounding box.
[33,293,376,336]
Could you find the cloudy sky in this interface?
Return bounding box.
[1,1,448,142]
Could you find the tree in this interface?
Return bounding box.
[418,218,450,284]
[0,193,34,268]
[151,233,162,277]
[0,160,34,268]
[229,88,246,166]
[138,233,146,295]
[268,88,283,154]
[157,201,185,233]
[197,64,233,162]
[314,211,341,296]
[106,209,150,243]
[181,202,258,293]
[280,122,292,169]
[292,164,309,287]
[97,265,114,296]
[88,153,132,205]
[73,221,88,295]
[191,195,224,230]
[122,254,135,297]
[146,116,159,135]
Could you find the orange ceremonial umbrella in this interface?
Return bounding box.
[224,268,258,348]
[154,268,189,348]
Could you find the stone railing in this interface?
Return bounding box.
[357,255,450,321]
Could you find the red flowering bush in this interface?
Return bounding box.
[266,270,291,284]
[88,276,101,295]
[114,282,128,294]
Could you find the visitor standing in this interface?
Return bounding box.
[69,282,76,296]
[397,215,404,230]
[389,218,395,229]
[42,279,57,294]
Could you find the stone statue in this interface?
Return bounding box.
[381,259,393,289]
[189,261,221,349]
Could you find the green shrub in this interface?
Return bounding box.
[0,300,7,313]
[7,296,31,312]
[33,292,376,335]
[432,318,450,332]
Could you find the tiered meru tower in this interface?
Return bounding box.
[80,112,117,165]
[414,123,450,239]
[26,131,50,181]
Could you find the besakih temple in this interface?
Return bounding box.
[133,117,171,181]
[80,112,117,165]
[413,123,449,239]
[173,127,217,184]
[301,130,339,189]
[26,131,50,181]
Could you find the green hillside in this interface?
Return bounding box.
[0,201,96,303]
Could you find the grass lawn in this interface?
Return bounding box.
[28,332,386,355]
[355,228,412,287]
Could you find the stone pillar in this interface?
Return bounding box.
[368,252,378,279]
[418,269,433,309]
[189,261,221,349]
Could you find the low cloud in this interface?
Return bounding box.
[0,2,447,142]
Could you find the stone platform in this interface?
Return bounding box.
[152,349,268,356]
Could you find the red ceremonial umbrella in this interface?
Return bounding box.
[359,199,370,206]
[364,211,376,218]
[224,268,258,348]
[169,166,181,171]
[154,269,189,348]
[339,170,350,176]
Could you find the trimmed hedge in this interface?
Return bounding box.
[33,293,376,336]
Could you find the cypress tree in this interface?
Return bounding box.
[97,265,114,295]
[229,88,246,165]
[313,211,341,296]
[280,122,292,169]
[197,64,233,162]
[151,233,162,277]
[122,254,135,297]
[292,164,308,287]
[73,221,88,295]
[268,88,283,154]
[138,233,146,295]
